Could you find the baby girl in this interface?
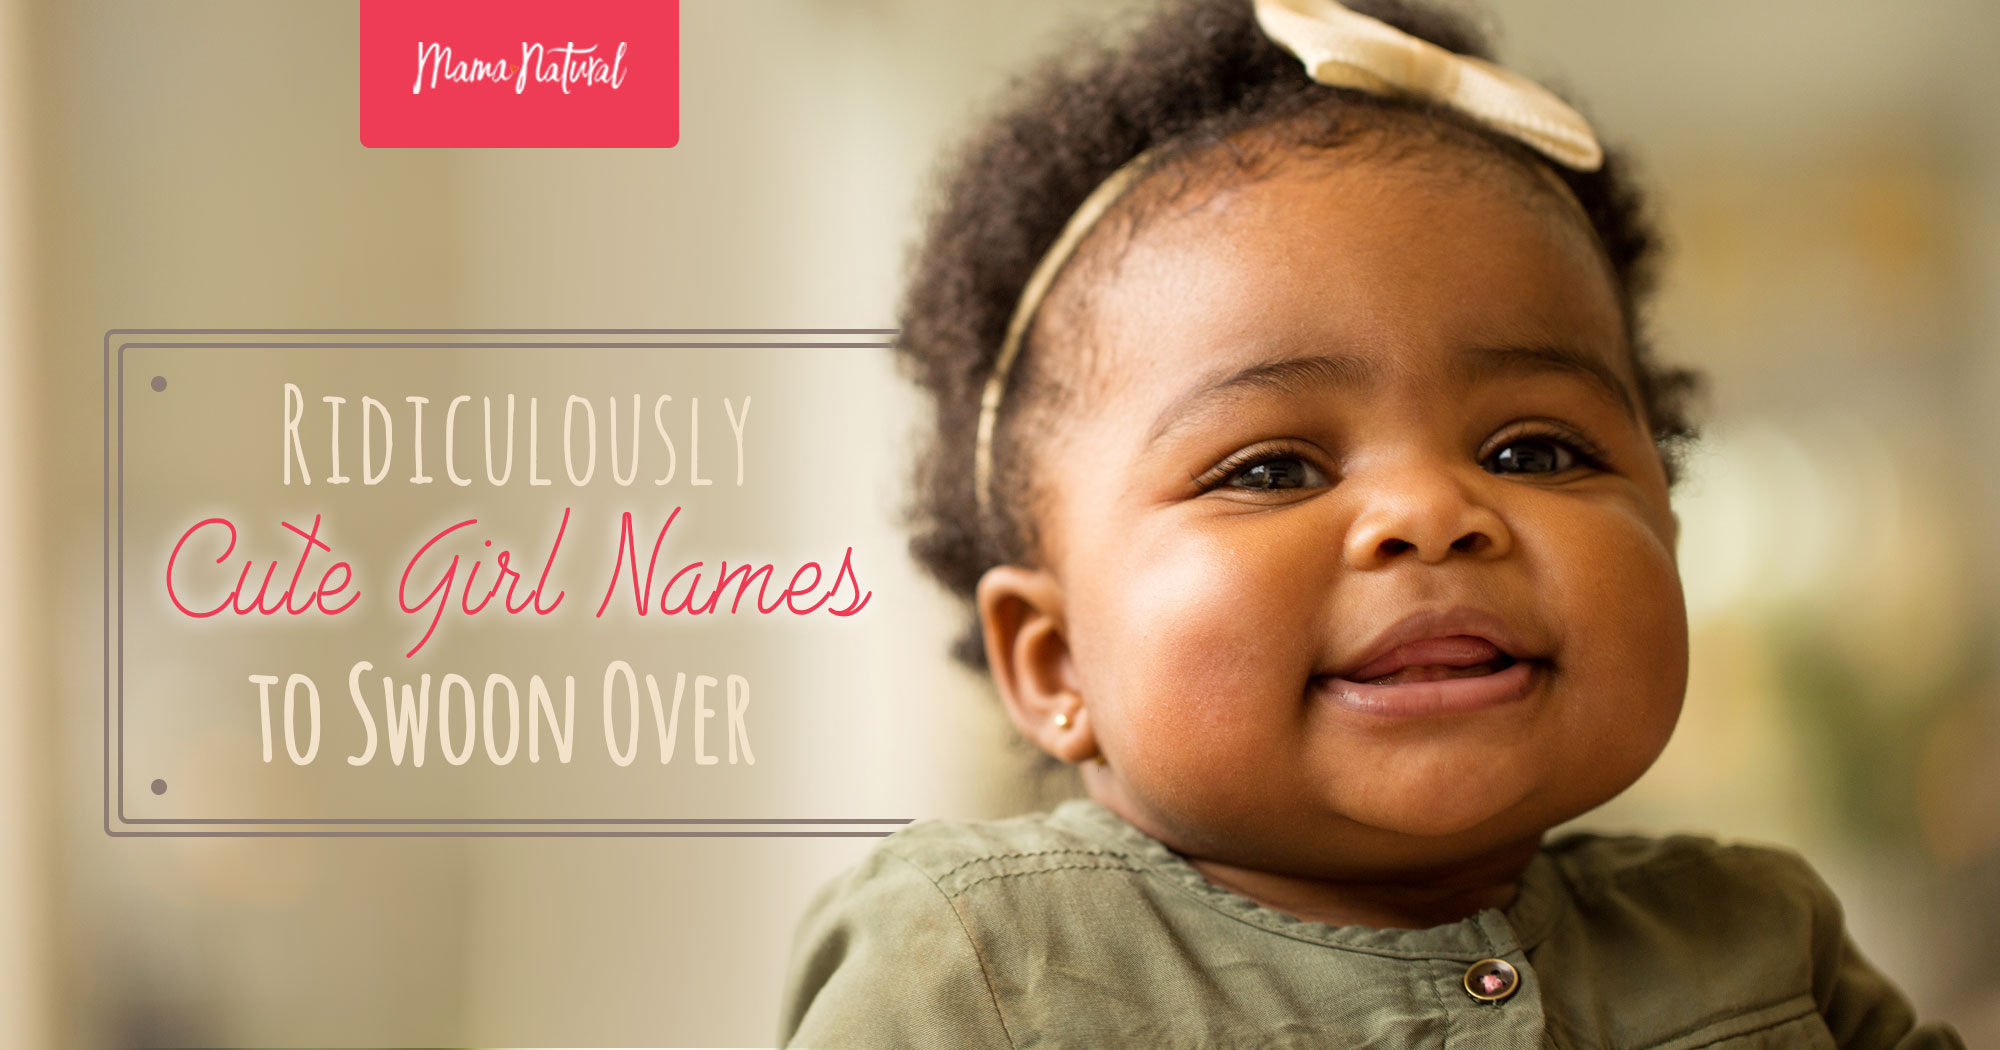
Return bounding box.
[778,0,1967,1045]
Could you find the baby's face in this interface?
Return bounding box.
[988,149,1687,880]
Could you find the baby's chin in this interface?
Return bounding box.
[1292,753,1651,868]
[1107,774,1595,881]
[1285,690,1678,848]
[1326,770,1551,842]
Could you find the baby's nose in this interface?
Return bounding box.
[1340,461,1512,568]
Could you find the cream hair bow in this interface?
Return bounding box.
[1253,0,1602,170]
[972,0,1604,521]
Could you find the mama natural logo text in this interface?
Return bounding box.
[412,41,631,95]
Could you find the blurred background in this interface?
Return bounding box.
[0,0,1996,1045]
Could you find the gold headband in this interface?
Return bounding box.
[972,0,1606,522]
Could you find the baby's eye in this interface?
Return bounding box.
[1485,435,1592,475]
[1221,454,1327,491]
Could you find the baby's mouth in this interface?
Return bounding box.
[1354,654,1517,686]
[1334,634,1522,685]
[1316,629,1544,716]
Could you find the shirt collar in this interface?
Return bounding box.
[1049,796,1564,959]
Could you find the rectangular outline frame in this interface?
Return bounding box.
[104,329,913,838]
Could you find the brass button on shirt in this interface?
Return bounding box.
[778,799,1965,1049]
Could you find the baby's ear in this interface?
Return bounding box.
[975,565,1097,765]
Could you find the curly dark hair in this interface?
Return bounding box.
[896,0,1705,672]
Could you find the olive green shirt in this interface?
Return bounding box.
[778,799,1965,1049]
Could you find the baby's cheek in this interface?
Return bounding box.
[1073,530,1316,734]
[1592,518,1684,658]
[1543,506,1688,735]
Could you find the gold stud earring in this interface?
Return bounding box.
[1053,712,1071,728]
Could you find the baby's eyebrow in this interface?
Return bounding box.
[1144,344,1640,448]
[1456,344,1640,422]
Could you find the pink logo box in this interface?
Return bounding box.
[360,0,678,148]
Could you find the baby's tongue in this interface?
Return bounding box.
[1347,636,1505,683]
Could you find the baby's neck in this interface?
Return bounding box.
[1183,839,1541,930]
